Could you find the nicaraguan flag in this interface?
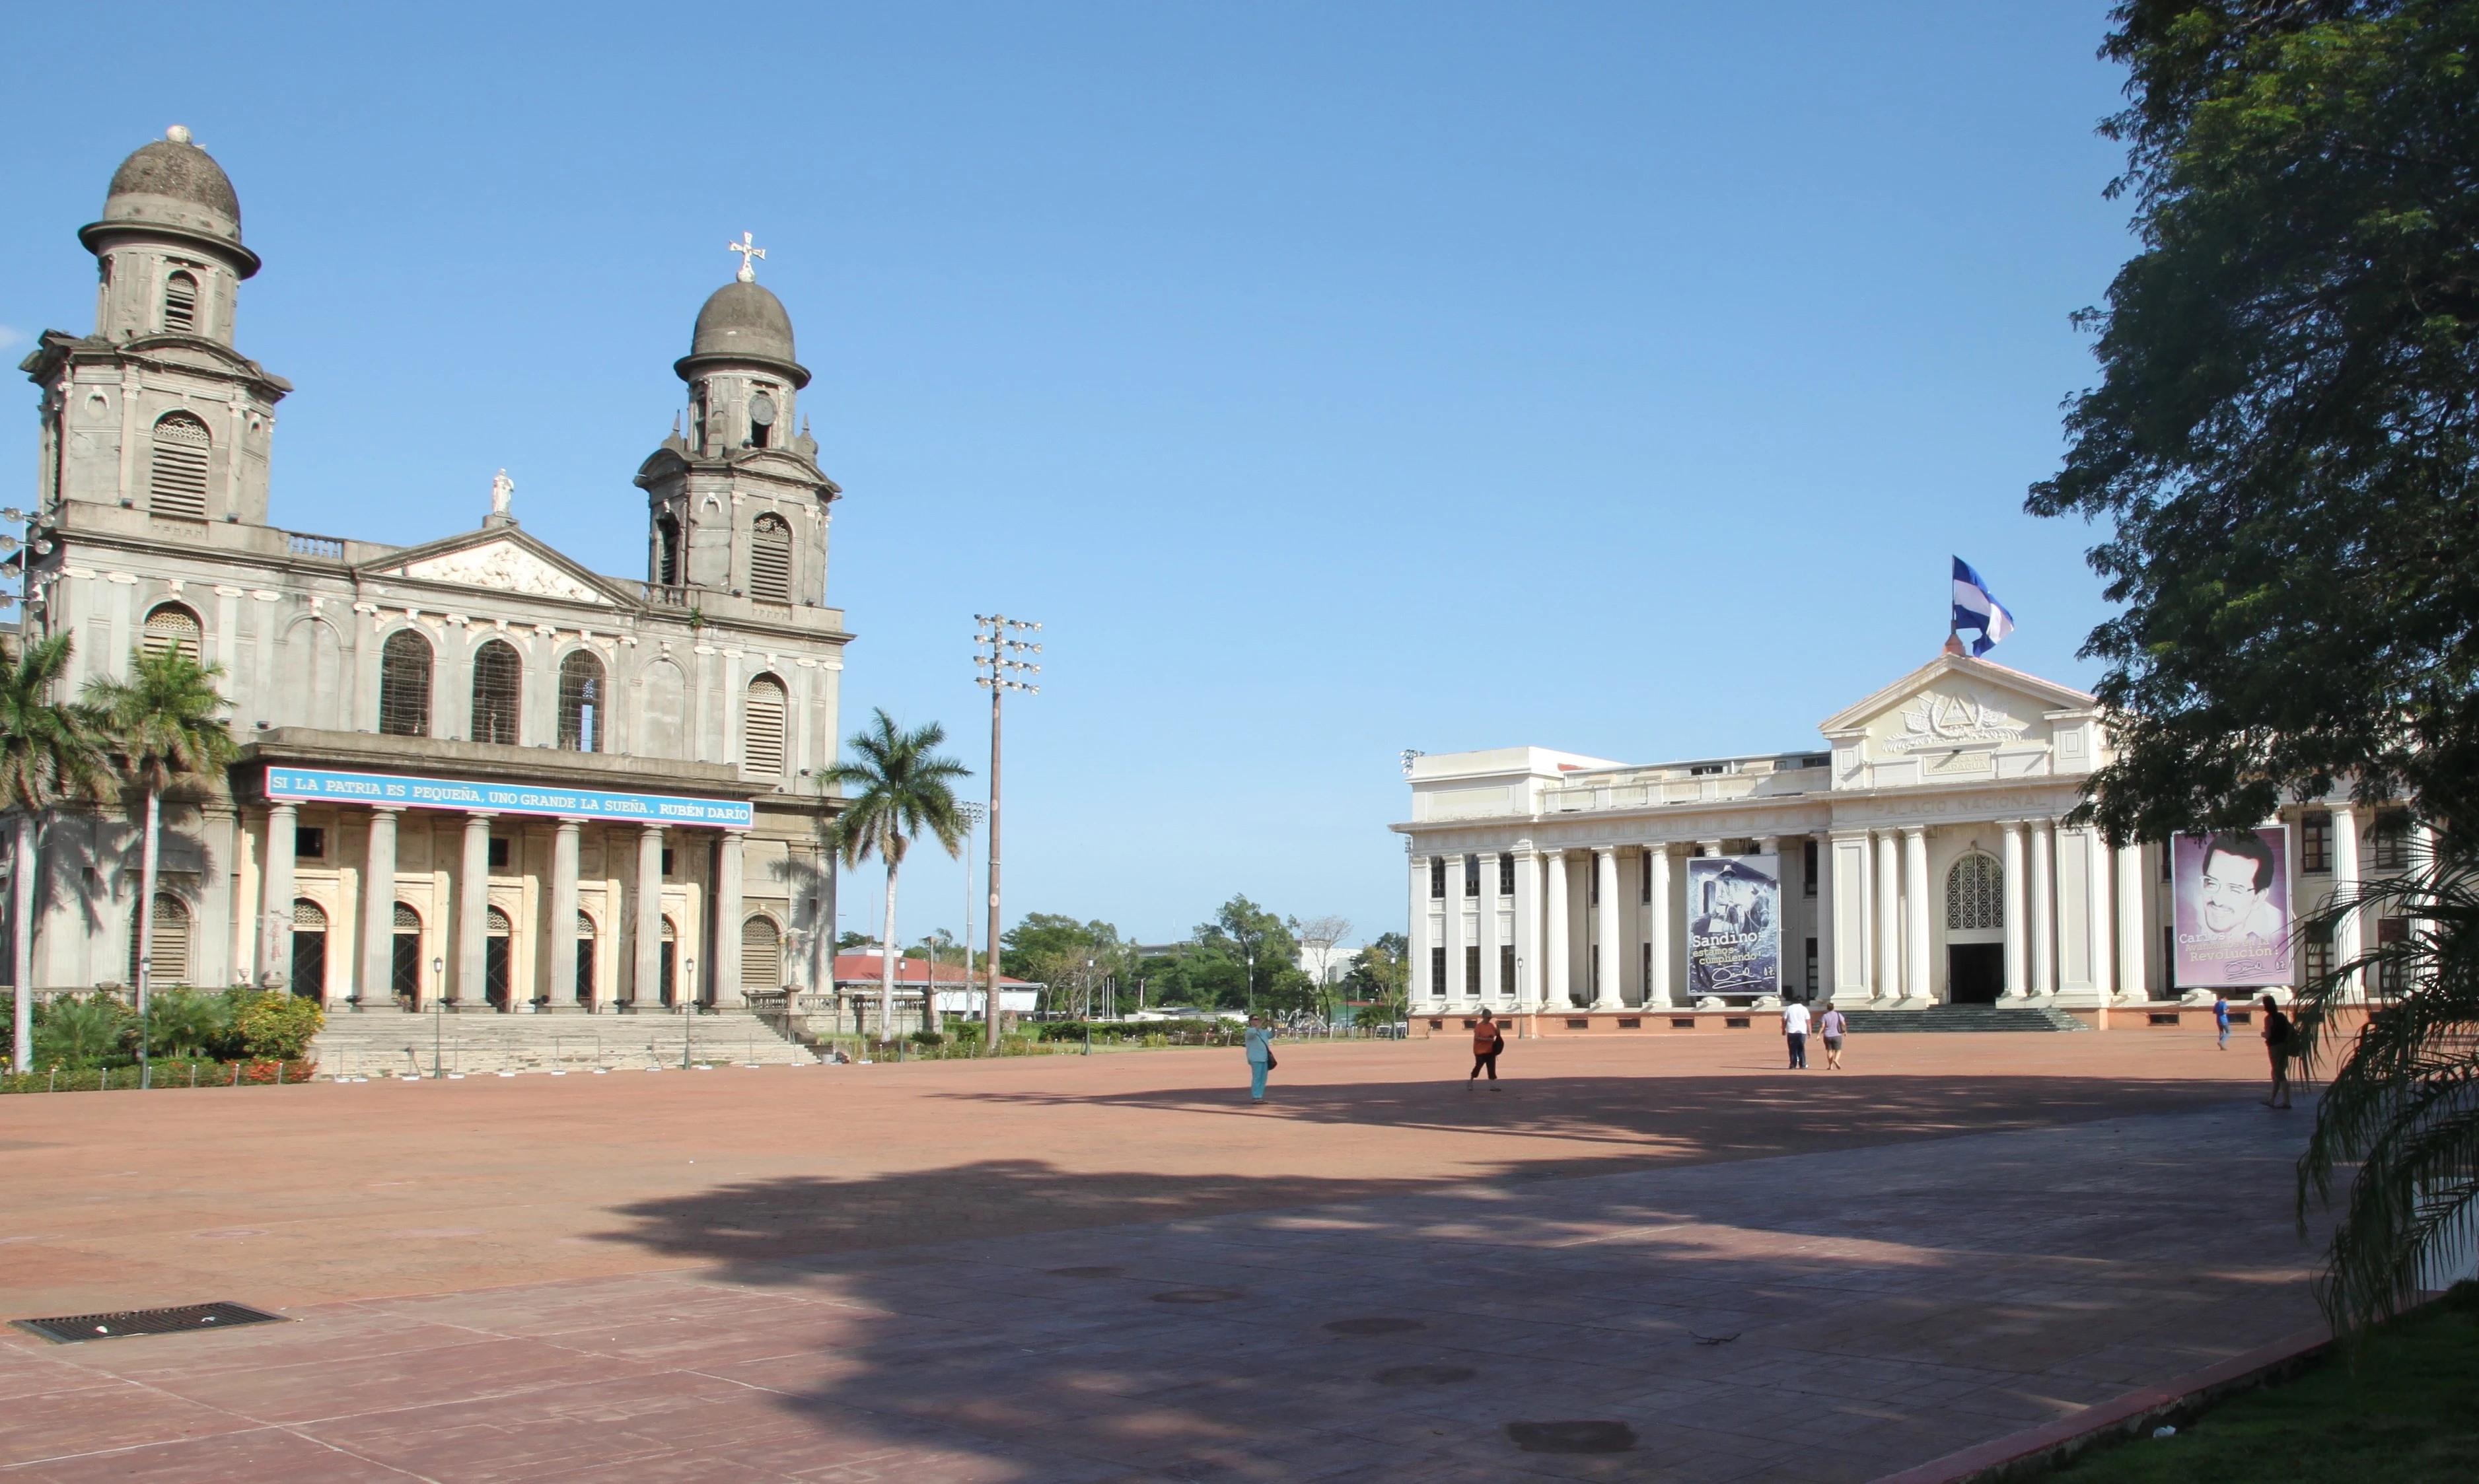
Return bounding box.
[1951,557,2015,656]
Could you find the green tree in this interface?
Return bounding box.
[2029,1,2479,1329]
[1192,895,1297,1011]
[820,709,970,1038]
[1001,913,1131,1016]
[0,633,109,1073]
[1343,933,1410,1021]
[83,645,237,1061]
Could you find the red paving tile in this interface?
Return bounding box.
[0,1034,2312,1480]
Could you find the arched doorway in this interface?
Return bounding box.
[659,916,678,1008]
[576,911,598,1007]
[291,900,328,1001]
[485,906,513,1009]
[1944,853,2005,1004]
[391,904,423,1008]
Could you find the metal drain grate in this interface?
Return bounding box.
[13,1302,287,1344]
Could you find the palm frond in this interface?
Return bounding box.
[820,708,972,871]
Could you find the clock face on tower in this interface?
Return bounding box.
[749,393,777,427]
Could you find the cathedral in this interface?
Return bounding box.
[13,127,846,1016]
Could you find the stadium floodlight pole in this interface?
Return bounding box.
[973,615,1040,1056]
[957,799,984,1045]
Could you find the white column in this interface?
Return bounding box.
[1511,845,1540,1011]
[714,831,745,1008]
[1543,849,1569,1009]
[1408,854,1433,1001]
[456,812,493,1008]
[634,824,665,1008]
[357,807,400,1010]
[1829,832,1869,1003]
[1902,826,1931,1002]
[1443,853,1468,1005]
[2001,820,2027,999]
[2331,806,2363,1001]
[1875,830,1901,1001]
[2116,842,2148,1001]
[1478,852,1502,1005]
[2030,820,2056,997]
[548,818,582,1009]
[2087,831,2115,1004]
[262,803,297,991]
[1645,845,1674,1008]
[1593,847,1620,1009]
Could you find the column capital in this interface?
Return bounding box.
[1542,846,1565,861]
[1999,818,2025,837]
[1900,822,1927,839]
[554,815,585,831]
[371,804,404,817]
[464,810,497,822]
[639,822,666,838]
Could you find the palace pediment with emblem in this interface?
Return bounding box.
[1817,654,2101,792]
[367,529,625,607]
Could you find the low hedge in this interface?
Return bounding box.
[1,1058,319,1093]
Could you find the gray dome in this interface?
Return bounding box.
[677,279,809,386]
[80,128,258,275]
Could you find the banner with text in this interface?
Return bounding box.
[264,765,754,830]
[2171,827,2292,988]
[1686,852,1781,999]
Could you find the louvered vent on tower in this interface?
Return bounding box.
[149,413,211,518]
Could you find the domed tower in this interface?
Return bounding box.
[634,238,840,605]
[20,126,290,525]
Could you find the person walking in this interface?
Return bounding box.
[2215,993,2231,1050]
[1781,998,1811,1070]
[1244,1015,1277,1104]
[1817,1004,1846,1069]
[2259,993,2294,1108]
[1468,1008,1505,1089]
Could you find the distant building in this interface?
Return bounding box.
[830,952,1040,1029]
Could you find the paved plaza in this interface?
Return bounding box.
[0,1033,2315,1481]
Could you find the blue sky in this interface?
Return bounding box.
[0,3,2135,952]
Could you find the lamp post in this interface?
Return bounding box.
[682,956,696,1069]
[136,952,151,1089]
[973,614,1040,1057]
[430,956,444,1077]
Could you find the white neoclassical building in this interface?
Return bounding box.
[1396,647,2405,1034]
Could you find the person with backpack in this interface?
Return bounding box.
[1468,1008,1505,1089]
[2259,993,2295,1109]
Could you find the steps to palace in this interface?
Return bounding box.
[310,1008,816,1078]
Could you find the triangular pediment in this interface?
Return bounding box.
[1818,654,2100,789]
[366,526,629,608]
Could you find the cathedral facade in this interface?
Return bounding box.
[14,128,847,1014]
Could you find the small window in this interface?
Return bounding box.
[1589,864,1600,907]
[470,639,522,746]
[1803,839,1820,897]
[295,827,326,860]
[2301,812,2332,874]
[748,389,777,448]
[148,412,211,519]
[1500,944,1515,996]
[691,392,708,452]
[163,271,198,332]
[1498,853,1515,896]
[128,893,191,986]
[1428,945,1445,996]
[2370,812,2413,872]
[2303,919,2335,986]
[1462,853,1480,899]
[749,513,793,604]
[661,847,675,877]
[743,674,787,779]
[141,603,201,662]
[1689,763,1725,777]
[1464,944,1480,993]
[1806,936,1818,993]
[2376,916,2410,997]
[656,512,682,586]
[379,629,433,737]
[557,650,603,753]
[1640,853,1652,903]
[1429,858,1445,900]
[487,837,511,871]
[742,915,782,989]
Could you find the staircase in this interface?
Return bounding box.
[1838,1005,2089,1034]
[311,1008,817,1078]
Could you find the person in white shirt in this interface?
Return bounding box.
[1781,999,1811,1070]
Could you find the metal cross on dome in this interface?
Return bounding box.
[727,232,765,283]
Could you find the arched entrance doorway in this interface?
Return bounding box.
[484,906,513,1009]
[1944,853,2005,1004]
[659,916,678,1007]
[391,904,423,1008]
[291,900,328,1001]
[577,911,598,1008]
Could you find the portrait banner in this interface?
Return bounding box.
[2171,828,2292,989]
[1686,853,1780,999]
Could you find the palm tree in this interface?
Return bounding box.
[820,709,970,1041]
[0,633,110,1073]
[82,646,238,1066]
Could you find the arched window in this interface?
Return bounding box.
[576,910,599,1005]
[659,915,680,1007]
[1946,853,2003,931]
[291,899,328,1001]
[749,513,792,604]
[127,893,190,986]
[557,651,603,753]
[379,629,433,737]
[163,270,198,332]
[655,512,682,586]
[743,674,787,780]
[484,905,513,1009]
[148,412,211,519]
[742,915,782,991]
[391,903,423,1000]
[470,639,521,746]
[141,603,201,662]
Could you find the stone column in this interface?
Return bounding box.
[1408,855,1433,1001]
[2087,831,2116,1005]
[2331,804,2362,1001]
[2001,820,2027,999]
[1542,849,1569,1009]
[633,825,666,1008]
[547,818,582,1010]
[2027,820,2055,996]
[262,803,297,990]
[1828,831,1869,1003]
[1812,832,1836,1004]
[1593,847,1621,1009]
[1902,826,1931,1002]
[456,813,493,1008]
[714,831,746,1008]
[1443,854,1468,1006]
[357,807,400,1010]
[1754,836,1782,997]
[2116,842,2148,1001]
[1645,845,1674,1008]
[1511,844,1540,1012]
[1874,830,1901,1001]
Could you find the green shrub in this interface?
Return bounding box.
[34,995,135,1068]
[231,991,323,1061]
[908,1029,945,1047]
[145,989,231,1059]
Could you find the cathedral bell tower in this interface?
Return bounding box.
[20,126,291,527]
[634,235,839,607]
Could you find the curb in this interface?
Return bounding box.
[1865,1323,2332,1484]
